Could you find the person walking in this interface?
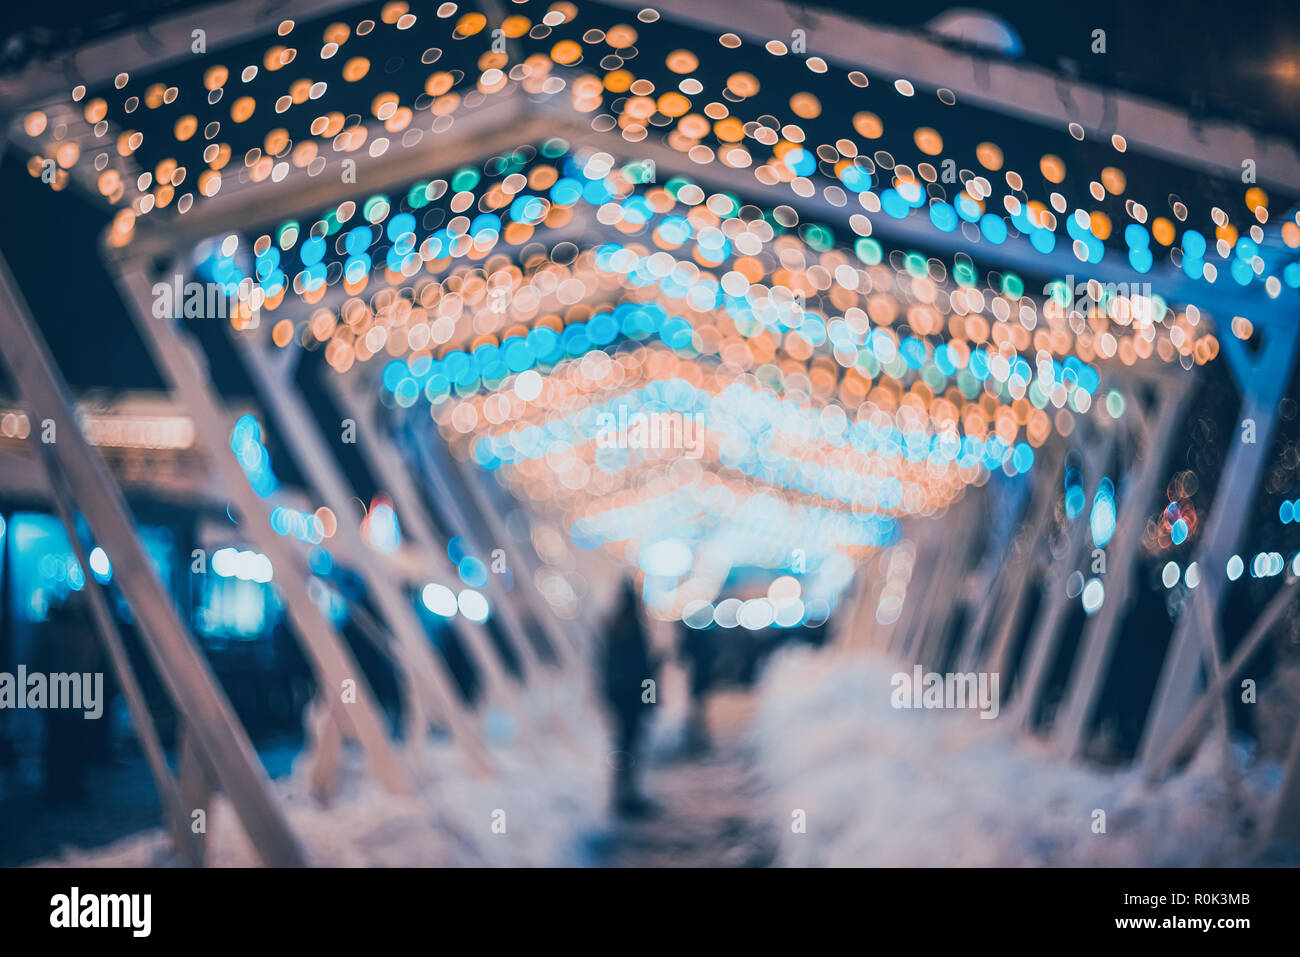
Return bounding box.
[677,619,717,756]
[600,578,659,817]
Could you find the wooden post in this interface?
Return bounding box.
[110,257,416,796]
[1052,376,1192,756]
[984,450,1069,678]
[401,418,551,678]
[910,492,979,669]
[327,370,549,685]
[1268,720,1300,845]
[1009,427,1114,733]
[958,442,1065,673]
[953,554,1009,673]
[832,552,879,656]
[1140,322,1300,770]
[34,442,201,865]
[0,253,307,866]
[887,525,939,659]
[442,436,594,678]
[178,726,216,862]
[867,537,918,654]
[222,321,494,773]
[1146,575,1300,782]
[302,695,345,801]
[325,366,604,758]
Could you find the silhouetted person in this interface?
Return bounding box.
[677,621,717,755]
[600,579,659,817]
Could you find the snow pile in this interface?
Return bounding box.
[37,687,609,867]
[751,646,1286,867]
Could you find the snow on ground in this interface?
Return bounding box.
[751,646,1290,867]
[36,687,609,867]
[35,646,1289,868]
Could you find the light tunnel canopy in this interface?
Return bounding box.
[27,0,1299,298]
[17,0,1300,619]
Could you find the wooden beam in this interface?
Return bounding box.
[553,108,1285,328]
[401,418,552,679]
[910,492,980,669]
[1145,575,1300,783]
[109,257,416,797]
[326,369,553,693]
[959,442,1066,673]
[1010,426,1115,732]
[221,317,494,772]
[1268,715,1300,845]
[886,525,939,659]
[1139,322,1300,770]
[597,0,1300,192]
[1052,376,1193,756]
[177,726,215,863]
[123,91,548,259]
[443,442,594,678]
[0,253,307,866]
[34,440,200,866]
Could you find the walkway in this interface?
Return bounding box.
[585,691,778,867]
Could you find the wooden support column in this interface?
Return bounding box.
[1146,575,1300,783]
[868,538,918,655]
[832,551,880,655]
[1268,718,1300,845]
[985,451,1069,678]
[110,258,417,796]
[326,370,548,686]
[302,694,345,801]
[34,442,201,865]
[1053,376,1192,756]
[886,525,938,659]
[1010,426,1115,733]
[177,726,216,862]
[910,492,980,669]
[224,322,496,769]
[443,443,594,678]
[902,549,946,665]
[958,442,1066,673]
[0,253,307,866]
[402,417,551,679]
[953,553,1010,673]
[1140,323,1300,770]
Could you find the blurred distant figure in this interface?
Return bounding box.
[600,579,659,817]
[34,599,102,804]
[677,621,717,756]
